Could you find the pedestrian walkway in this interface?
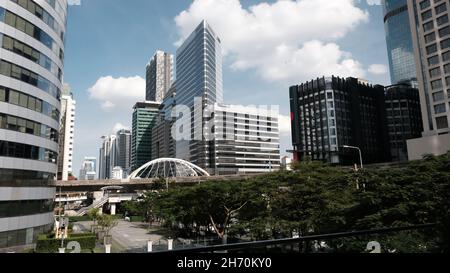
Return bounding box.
[110,220,164,251]
[74,220,165,252]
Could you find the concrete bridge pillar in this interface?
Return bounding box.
[110,203,116,215]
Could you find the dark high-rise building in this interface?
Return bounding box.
[131,101,160,172]
[383,0,418,84]
[115,129,132,174]
[290,76,391,165]
[385,83,423,161]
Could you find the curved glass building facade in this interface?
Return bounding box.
[383,0,418,84]
[0,0,67,250]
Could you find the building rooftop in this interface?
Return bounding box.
[133,101,162,109]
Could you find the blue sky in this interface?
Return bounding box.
[64,0,389,175]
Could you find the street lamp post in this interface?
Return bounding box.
[342,145,363,170]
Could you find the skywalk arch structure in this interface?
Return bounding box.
[129,158,210,179]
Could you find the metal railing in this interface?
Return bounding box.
[76,195,109,216]
[149,224,437,254]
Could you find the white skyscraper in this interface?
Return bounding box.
[57,83,75,181]
[406,0,450,159]
[99,135,117,180]
[146,50,174,102]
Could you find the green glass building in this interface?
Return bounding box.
[131,101,161,172]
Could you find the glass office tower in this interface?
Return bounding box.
[0,0,68,250]
[131,101,160,172]
[175,20,223,173]
[383,0,418,84]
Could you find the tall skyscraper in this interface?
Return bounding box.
[152,83,177,159]
[0,0,67,249]
[115,128,131,175]
[98,135,117,180]
[290,77,391,165]
[146,50,174,102]
[175,20,223,173]
[131,101,160,172]
[383,0,418,84]
[406,0,450,159]
[79,157,96,181]
[57,84,75,181]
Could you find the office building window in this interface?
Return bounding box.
[0,60,60,100]
[436,116,449,129]
[441,38,450,50]
[427,43,438,54]
[443,50,450,61]
[431,79,443,90]
[439,26,450,38]
[435,3,447,15]
[437,14,449,26]
[445,63,450,74]
[425,32,436,43]
[430,67,441,77]
[434,103,446,114]
[424,21,434,32]
[428,55,440,65]
[0,86,59,120]
[433,91,445,101]
[420,0,431,10]
[422,10,433,21]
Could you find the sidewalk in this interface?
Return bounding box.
[110,220,164,251]
[74,220,165,252]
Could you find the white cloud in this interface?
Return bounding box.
[68,0,81,6]
[88,76,145,111]
[368,64,388,75]
[112,123,130,134]
[175,0,369,84]
[278,114,292,137]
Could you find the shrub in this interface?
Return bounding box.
[68,216,91,223]
[36,233,96,253]
[130,216,144,222]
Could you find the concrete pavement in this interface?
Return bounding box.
[75,220,165,252]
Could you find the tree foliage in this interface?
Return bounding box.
[97,214,119,237]
[86,208,100,226]
[130,153,450,252]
